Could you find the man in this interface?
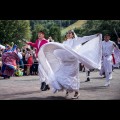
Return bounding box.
[101,34,118,87]
[26,31,50,91]
[16,48,24,69]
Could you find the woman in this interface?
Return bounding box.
[38,31,102,99]
[62,30,80,98]
[1,44,20,79]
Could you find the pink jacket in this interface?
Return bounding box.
[27,39,48,57]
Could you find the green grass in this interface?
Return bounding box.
[61,20,87,36]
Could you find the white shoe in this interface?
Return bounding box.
[104,81,110,87]
[72,92,80,99]
[109,73,112,80]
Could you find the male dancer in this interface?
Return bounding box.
[26,31,50,91]
[101,34,118,86]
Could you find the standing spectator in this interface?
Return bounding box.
[17,48,24,69]
[31,48,38,75]
[22,49,27,75]
[25,49,33,75]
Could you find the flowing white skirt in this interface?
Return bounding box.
[51,49,80,92]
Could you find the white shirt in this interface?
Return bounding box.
[38,40,41,49]
[102,40,115,56]
[18,52,23,59]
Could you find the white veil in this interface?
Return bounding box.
[71,29,78,38]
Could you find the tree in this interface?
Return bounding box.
[49,25,61,42]
[31,23,49,42]
[0,20,31,47]
[74,20,120,42]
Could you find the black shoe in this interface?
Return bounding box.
[40,82,46,90]
[103,75,106,78]
[72,92,80,99]
[3,76,10,79]
[7,76,10,79]
[85,78,90,82]
[87,71,90,76]
[46,85,50,90]
[65,91,69,97]
[42,84,50,91]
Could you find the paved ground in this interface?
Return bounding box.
[0,69,120,100]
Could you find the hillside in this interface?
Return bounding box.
[61,20,87,35]
[30,20,78,30]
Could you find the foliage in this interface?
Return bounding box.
[0,20,31,47]
[74,20,120,42]
[30,20,78,31]
[31,23,49,42]
[49,25,61,42]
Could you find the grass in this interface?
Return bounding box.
[61,20,87,36]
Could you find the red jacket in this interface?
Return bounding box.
[27,39,48,57]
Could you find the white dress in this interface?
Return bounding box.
[51,49,80,92]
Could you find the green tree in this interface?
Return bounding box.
[49,25,61,42]
[0,20,31,47]
[31,23,49,42]
[74,20,120,41]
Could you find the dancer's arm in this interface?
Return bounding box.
[26,40,38,48]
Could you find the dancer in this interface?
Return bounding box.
[38,31,102,99]
[1,44,20,79]
[100,34,118,86]
[64,30,99,83]
[26,31,50,91]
